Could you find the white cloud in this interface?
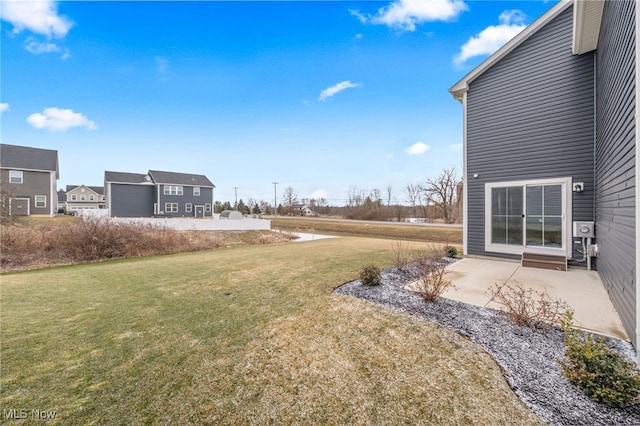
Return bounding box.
[310,189,328,200]
[454,10,527,66]
[319,81,360,101]
[25,38,60,54]
[27,107,97,132]
[352,0,468,32]
[0,0,72,38]
[450,143,463,151]
[0,103,9,114]
[405,141,430,155]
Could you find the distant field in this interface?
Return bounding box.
[271,217,463,245]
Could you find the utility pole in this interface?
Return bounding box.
[272,182,278,216]
[233,187,238,210]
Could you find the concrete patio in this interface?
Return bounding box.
[440,258,628,341]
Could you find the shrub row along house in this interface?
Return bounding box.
[104,170,215,218]
[449,0,638,347]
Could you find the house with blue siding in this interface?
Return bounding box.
[105,169,215,218]
[449,0,638,347]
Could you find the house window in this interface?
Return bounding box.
[205,203,211,213]
[35,195,46,208]
[164,185,183,195]
[71,194,77,201]
[9,170,23,184]
[485,178,570,256]
[80,195,86,201]
[186,203,192,213]
[193,187,200,196]
[165,203,178,213]
[89,195,95,201]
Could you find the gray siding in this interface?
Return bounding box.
[595,0,636,345]
[466,5,595,261]
[1,169,54,215]
[110,184,154,217]
[157,185,213,217]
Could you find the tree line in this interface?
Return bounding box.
[215,168,463,224]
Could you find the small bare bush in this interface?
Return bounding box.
[488,281,570,332]
[414,258,454,302]
[390,241,412,270]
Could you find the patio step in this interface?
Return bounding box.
[521,252,567,271]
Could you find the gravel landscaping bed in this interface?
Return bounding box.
[334,263,640,425]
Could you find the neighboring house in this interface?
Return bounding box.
[0,143,59,216]
[300,205,317,217]
[104,170,215,218]
[65,185,106,212]
[449,0,638,346]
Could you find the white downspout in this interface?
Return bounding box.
[462,90,469,256]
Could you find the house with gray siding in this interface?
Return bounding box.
[0,144,59,216]
[449,0,638,348]
[105,170,215,218]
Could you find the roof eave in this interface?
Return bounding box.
[449,0,572,99]
[572,0,605,55]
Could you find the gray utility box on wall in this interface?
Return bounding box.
[573,221,595,238]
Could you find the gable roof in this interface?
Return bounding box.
[104,171,153,185]
[449,0,572,101]
[57,189,67,202]
[148,170,215,187]
[66,185,104,195]
[0,143,59,178]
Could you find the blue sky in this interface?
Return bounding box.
[1,0,557,206]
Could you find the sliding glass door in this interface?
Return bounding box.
[485,179,569,255]
[525,185,562,248]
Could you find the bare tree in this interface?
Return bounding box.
[386,185,393,206]
[282,186,298,216]
[346,186,366,213]
[404,183,421,216]
[420,167,461,224]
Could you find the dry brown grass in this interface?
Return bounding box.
[233,298,543,424]
[272,217,462,244]
[1,238,543,424]
[0,218,291,272]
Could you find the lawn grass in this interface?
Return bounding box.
[271,217,463,245]
[1,237,540,424]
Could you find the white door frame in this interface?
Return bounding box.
[484,177,572,257]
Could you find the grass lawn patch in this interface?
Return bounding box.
[271,217,462,245]
[1,237,539,424]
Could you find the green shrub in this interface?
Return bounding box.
[444,245,457,258]
[559,311,640,407]
[359,264,381,286]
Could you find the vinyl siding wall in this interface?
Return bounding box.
[594,0,637,345]
[466,5,596,261]
[157,185,213,217]
[0,169,55,215]
[109,184,154,217]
